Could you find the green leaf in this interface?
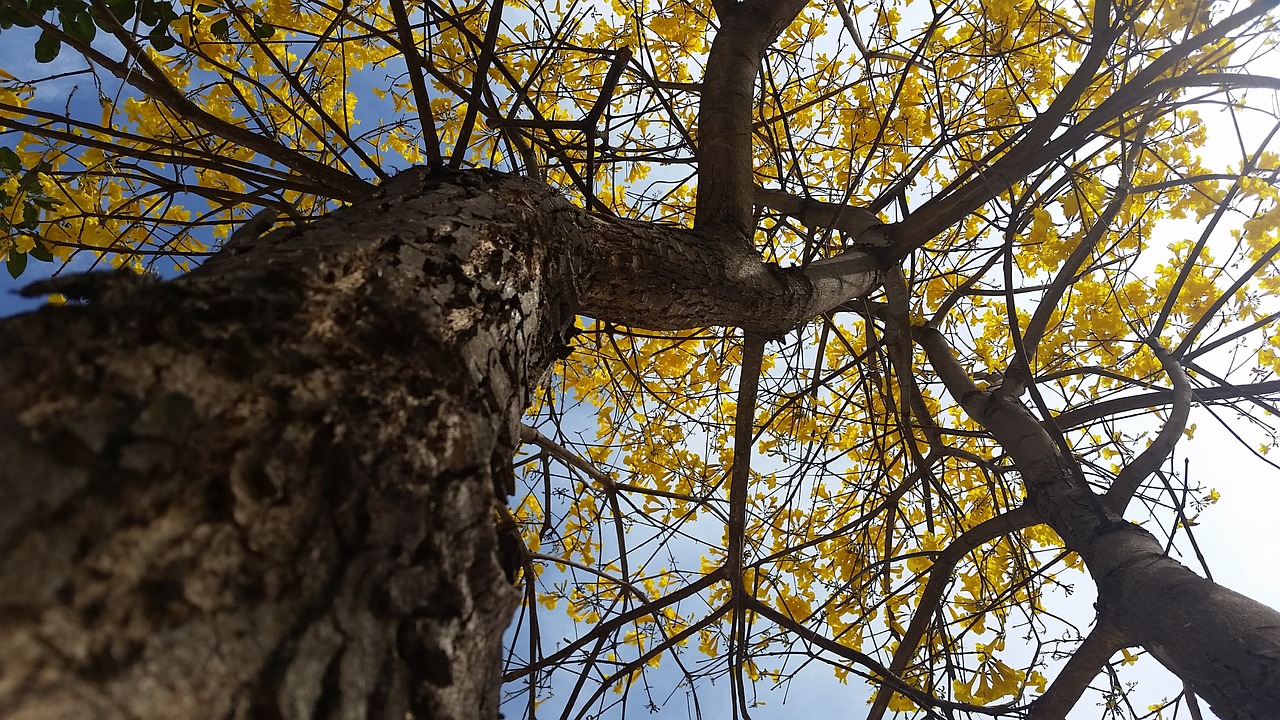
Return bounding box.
[0,146,20,173]
[252,19,274,38]
[138,0,174,26]
[149,24,174,50]
[6,250,28,279]
[28,239,55,262]
[0,3,20,30]
[34,28,61,63]
[61,7,96,44]
[195,3,216,11]
[136,0,157,23]
[19,203,40,230]
[106,0,134,22]
[210,17,228,40]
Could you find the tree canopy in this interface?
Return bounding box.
[3,0,1280,718]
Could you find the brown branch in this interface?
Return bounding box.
[519,424,614,486]
[0,106,314,196]
[72,0,372,200]
[526,553,648,605]
[519,424,718,512]
[1022,120,1149,359]
[1186,309,1280,361]
[726,332,765,712]
[387,0,443,168]
[890,0,1280,255]
[223,0,388,183]
[1154,120,1280,339]
[501,568,726,683]
[746,596,1017,716]
[752,186,889,246]
[1174,137,1280,353]
[915,326,985,409]
[1054,380,1280,430]
[570,603,731,719]
[1027,621,1129,720]
[695,0,809,236]
[866,505,1038,720]
[450,0,507,168]
[1103,343,1191,514]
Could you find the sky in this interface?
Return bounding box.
[3,7,1280,720]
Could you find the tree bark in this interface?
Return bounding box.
[0,168,876,720]
[918,328,1280,720]
[3,168,1280,720]
[0,169,577,720]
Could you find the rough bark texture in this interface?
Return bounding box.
[3,167,1280,720]
[1089,522,1280,719]
[0,167,879,720]
[0,170,572,720]
[1033,461,1280,719]
[918,330,1280,720]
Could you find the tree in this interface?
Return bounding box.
[2,0,1280,718]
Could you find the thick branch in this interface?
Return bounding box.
[570,208,878,333]
[752,186,889,246]
[917,328,1280,719]
[695,0,809,236]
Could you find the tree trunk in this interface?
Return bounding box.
[0,167,877,720]
[0,170,575,720]
[912,327,1280,720]
[918,330,1280,719]
[4,168,1280,720]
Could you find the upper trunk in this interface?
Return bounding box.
[916,328,1280,719]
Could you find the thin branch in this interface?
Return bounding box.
[1104,343,1192,514]
[1055,380,1280,430]
[74,0,371,199]
[450,0,506,167]
[747,597,1017,717]
[388,0,444,168]
[866,506,1038,720]
[1027,621,1129,720]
